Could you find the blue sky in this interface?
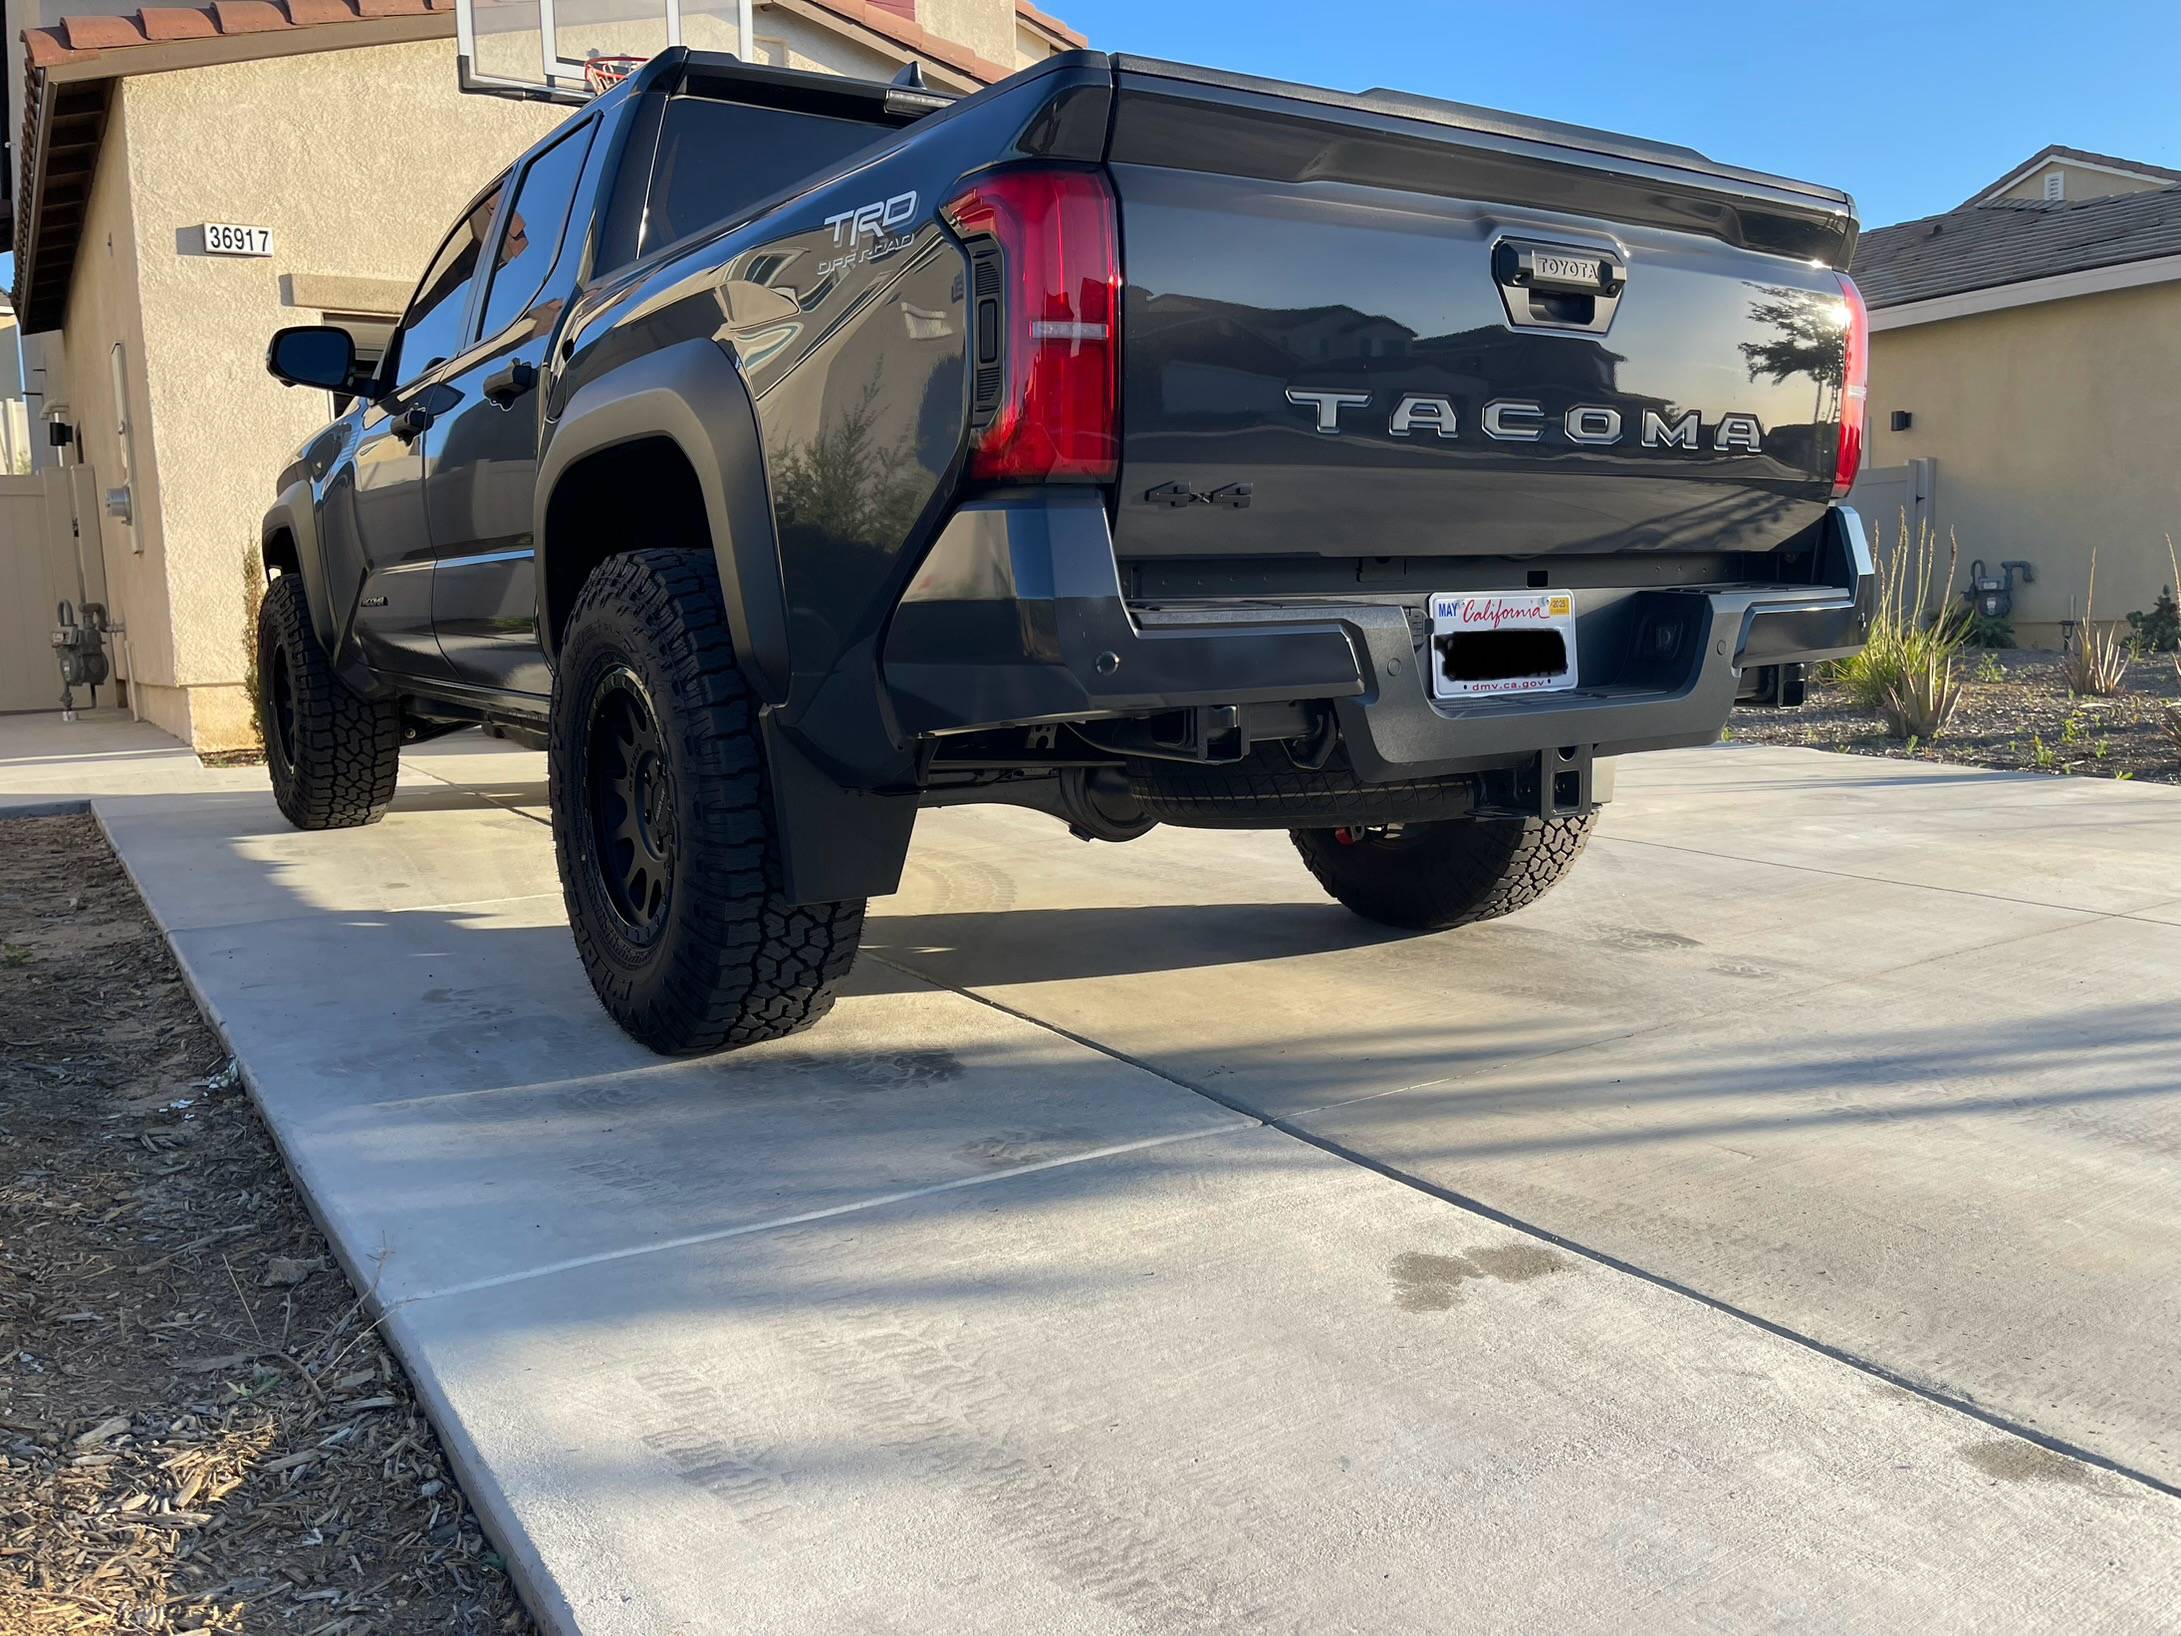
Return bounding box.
[1058,0,2181,228]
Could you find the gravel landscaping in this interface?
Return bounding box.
[0,814,530,1635]
[1731,647,2181,785]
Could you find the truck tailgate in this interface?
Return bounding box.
[1104,58,1859,563]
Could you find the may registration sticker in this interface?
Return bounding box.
[1429,591,1578,700]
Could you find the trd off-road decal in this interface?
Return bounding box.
[819,191,919,277]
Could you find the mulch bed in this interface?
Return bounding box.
[0,815,532,1635]
[1730,648,2181,785]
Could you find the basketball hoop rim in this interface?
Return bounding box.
[581,53,649,94]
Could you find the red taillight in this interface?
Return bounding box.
[942,168,1120,484]
[1833,272,1868,498]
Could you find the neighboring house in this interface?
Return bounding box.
[2,0,1084,743]
[1853,146,2181,643]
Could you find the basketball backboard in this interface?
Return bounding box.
[456,0,753,102]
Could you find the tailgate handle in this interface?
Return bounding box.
[1491,239,1626,336]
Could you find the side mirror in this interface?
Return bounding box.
[267,325,361,392]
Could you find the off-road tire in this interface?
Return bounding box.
[549,548,864,1055]
[257,573,400,830]
[1129,745,1476,829]
[1292,813,1596,931]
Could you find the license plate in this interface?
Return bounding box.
[1429,591,1578,700]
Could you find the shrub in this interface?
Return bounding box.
[241,549,267,753]
[1959,608,2016,649]
[1832,512,1962,711]
[2129,587,2180,654]
[1879,652,1964,741]
[2059,549,2128,698]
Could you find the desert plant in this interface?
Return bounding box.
[241,549,268,753]
[1959,608,2016,649]
[1878,651,1965,741]
[2059,549,2129,698]
[2128,586,2180,654]
[1833,512,1963,711]
[1973,649,2006,684]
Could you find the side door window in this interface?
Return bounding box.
[388,182,504,388]
[478,122,595,341]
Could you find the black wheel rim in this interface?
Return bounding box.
[583,667,676,942]
[270,645,299,774]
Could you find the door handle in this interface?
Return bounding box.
[482,359,537,408]
[390,404,434,443]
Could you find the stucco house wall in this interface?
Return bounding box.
[44,39,564,746]
[56,90,173,721]
[20,0,1077,747]
[1863,280,2181,640]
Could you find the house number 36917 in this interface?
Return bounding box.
[201,223,273,257]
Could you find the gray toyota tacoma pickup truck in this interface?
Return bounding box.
[259,48,1872,1054]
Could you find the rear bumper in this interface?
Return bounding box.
[883,494,1872,778]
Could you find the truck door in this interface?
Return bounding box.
[425,120,597,698]
[347,182,503,681]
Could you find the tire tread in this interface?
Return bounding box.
[550,549,863,1055]
[1291,813,1595,931]
[258,574,400,830]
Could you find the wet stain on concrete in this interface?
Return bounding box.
[1389,1252,1475,1312]
[1960,1439,2090,1485]
[1465,1243,1571,1283]
[1390,1243,1573,1310]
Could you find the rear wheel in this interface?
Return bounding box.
[256,573,400,830]
[549,548,864,1055]
[1291,813,1595,932]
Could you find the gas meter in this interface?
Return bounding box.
[1966,559,2035,619]
[51,600,114,719]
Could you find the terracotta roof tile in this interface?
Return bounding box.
[24,27,80,67]
[282,0,363,24]
[60,14,149,49]
[1015,1,1084,48]
[207,1,290,32]
[21,0,1078,83]
[141,6,220,38]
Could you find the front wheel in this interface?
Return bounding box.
[548,548,864,1055]
[1291,813,1596,932]
[256,573,400,830]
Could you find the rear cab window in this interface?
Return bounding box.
[639,96,893,257]
[480,121,598,339]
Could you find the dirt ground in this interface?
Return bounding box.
[0,815,531,1635]
[1730,648,2181,785]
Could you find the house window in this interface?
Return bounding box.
[2044,170,2065,200]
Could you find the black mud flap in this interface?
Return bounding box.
[763,720,918,906]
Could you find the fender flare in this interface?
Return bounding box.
[261,484,335,653]
[534,339,790,704]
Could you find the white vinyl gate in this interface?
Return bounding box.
[1847,456,1939,554]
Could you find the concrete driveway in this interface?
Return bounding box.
[6,711,2179,1632]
